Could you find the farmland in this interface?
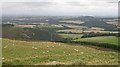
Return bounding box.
[2,39,118,65]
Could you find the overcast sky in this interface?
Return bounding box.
[1,0,119,17]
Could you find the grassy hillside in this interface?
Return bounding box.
[2,39,118,65]
[74,36,118,45]
[2,25,63,41]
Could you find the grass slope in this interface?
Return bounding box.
[2,39,118,65]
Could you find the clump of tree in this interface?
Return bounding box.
[63,37,74,42]
[81,32,119,38]
[2,24,14,27]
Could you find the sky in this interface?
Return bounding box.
[0,0,119,17]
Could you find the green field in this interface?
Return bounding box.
[2,39,118,65]
[59,34,83,38]
[74,36,118,45]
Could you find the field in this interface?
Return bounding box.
[74,36,118,45]
[59,20,84,24]
[58,24,87,29]
[59,34,83,38]
[2,39,118,65]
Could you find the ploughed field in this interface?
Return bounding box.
[2,39,118,65]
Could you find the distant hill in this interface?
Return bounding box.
[80,20,117,31]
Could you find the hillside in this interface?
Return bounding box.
[2,39,118,65]
[2,24,63,41]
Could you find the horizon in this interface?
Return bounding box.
[2,15,118,18]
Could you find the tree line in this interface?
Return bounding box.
[81,32,119,38]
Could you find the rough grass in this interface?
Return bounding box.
[2,39,118,65]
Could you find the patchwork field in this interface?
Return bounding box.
[2,39,118,65]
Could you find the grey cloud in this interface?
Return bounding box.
[108,2,118,3]
[20,2,57,7]
[2,1,117,17]
[3,2,56,9]
[66,2,87,6]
